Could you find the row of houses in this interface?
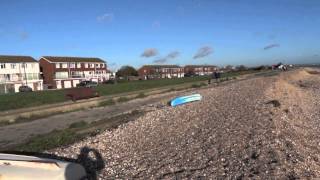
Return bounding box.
[0,55,110,93]
[0,55,219,93]
[138,65,218,79]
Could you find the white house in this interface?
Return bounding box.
[0,55,43,93]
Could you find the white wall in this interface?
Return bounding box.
[0,62,40,74]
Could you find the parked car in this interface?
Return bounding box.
[65,87,99,101]
[19,85,33,92]
[103,79,116,84]
[76,81,98,88]
[184,72,198,77]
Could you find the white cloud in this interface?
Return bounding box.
[97,13,114,22]
[141,48,158,58]
[193,46,213,59]
[152,21,161,28]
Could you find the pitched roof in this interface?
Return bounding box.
[141,65,182,69]
[42,56,105,63]
[184,65,217,68]
[0,55,37,63]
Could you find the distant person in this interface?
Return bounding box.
[213,71,221,82]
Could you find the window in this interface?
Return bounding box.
[55,72,69,79]
[21,63,27,68]
[11,64,16,69]
[101,63,104,68]
[69,63,75,68]
[27,73,33,80]
[0,63,5,69]
[55,63,60,68]
[62,63,68,68]
[84,63,88,68]
[5,74,10,80]
[77,63,81,68]
[95,64,99,67]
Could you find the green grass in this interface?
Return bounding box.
[200,82,207,86]
[95,76,209,96]
[191,82,208,88]
[11,110,144,152]
[0,89,66,111]
[191,84,202,88]
[69,121,88,129]
[98,99,116,107]
[14,129,84,152]
[117,96,130,102]
[0,70,263,112]
[135,92,147,99]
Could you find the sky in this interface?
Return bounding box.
[0,0,319,70]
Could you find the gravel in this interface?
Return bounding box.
[49,69,320,179]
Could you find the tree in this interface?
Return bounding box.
[236,65,247,71]
[116,66,138,78]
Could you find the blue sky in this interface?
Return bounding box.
[0,0,319,70]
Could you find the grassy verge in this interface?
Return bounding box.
[11,110,143,152]
[0,108,87,127]
[0,90,66,112]
[117,97,130,103]
[98,99,116,107]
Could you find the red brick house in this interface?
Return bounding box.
[138,65,184,80]
[39,56,109,89]
[184,65,218,76]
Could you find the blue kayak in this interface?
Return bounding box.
[170,94,202,107]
